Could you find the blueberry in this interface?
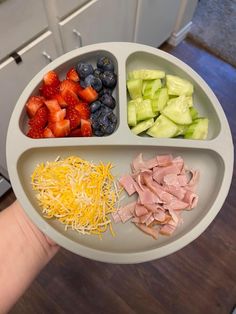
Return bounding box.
[97,56,114,72]
[79,80,86,88]
[100,105,113,114]
[93,68,103,78]
[107,112,117,124]
[105,123,116,134]
[76,62,93,80]
[100,94,116,109]
[90,100,102,113]
[100,71,117,88]
[99,87,113,97]
[94,129,105,137]
[84,74,102,92]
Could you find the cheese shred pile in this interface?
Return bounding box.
[31,156,120,236]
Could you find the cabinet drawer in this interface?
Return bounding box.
[54,0,91,20]
[0,31,58,177]
[0,0,48,61]
[59,0,137,52]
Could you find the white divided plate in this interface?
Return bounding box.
[6,43,234,263]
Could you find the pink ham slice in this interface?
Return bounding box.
[160,224,176,236]
[163,184,186,200]
[116,201,136,223]
[183,190,199,209]
[153,164,180,184]
[156,154,173,167]
[135,204,149,217]
[135,223,159,239]
[119,174,136,196]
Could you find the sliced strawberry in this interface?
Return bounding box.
[48,108,66,123]
[60,79,81,95]
[61,88,79,106]
[80,119,92,137]
[28,106,48,129]
[39,84,59,99]
[44,99,61,113]
[27,128,44,139]
[75,102,90,120]
[43,128,55,138]
[69,128,82,137]
[26,96,45,118]
[66,68,80,82]
[53,93,68,107]
[66,106,81,130]
[78,86,98,103]
[50,119,70,137]
[43,70,60,87]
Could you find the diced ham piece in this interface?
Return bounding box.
[183,190,199,209]
[156,154,173,167]
[153,164,180,184]
[163,184,186,200]
[133,181,160,204]
[135,223,159,239]
[119,174,136,196]
[160,224,176,236]
[177,174,189,186]
[112,212,122,223]
[131,153,145,172]
[172,156,184,173]
[153,210,166,222]
[187,169,200,191]
[165,199,189,211]
[116,201,136,223]
[135,204,149,217]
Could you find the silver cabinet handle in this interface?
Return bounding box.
[42,51,52,63]
[73,29,83,48]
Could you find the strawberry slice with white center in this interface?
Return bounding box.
[80,119,92,137]
[43,71,60,87]
[26,96,45,118]
[50,119,71,137]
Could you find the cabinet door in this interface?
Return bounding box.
[54,0,90,20]
[0,0,48,61]
[0,31,58,178]
[135,0,181,47]
[59,0,137,52]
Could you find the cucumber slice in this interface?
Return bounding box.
[156,88,169,111]
[136,99,155,121]
[175,124,188,136]
[128,69,165,80]
[162,95,192,125]
[127,100,137,126]
[189,107,199,120]
[186,96,193,107]
[142,79,162,99]
[131,118,154,135]
[184,118,209,139]
[147,114,178,138]
[166,75,194,96]
[127,79,142,99]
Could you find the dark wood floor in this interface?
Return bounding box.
[1,38,235,314]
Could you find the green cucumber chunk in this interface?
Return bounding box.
[175,124,188,136]
[127,100,137,126]
[128,69,165,80]
[127,79,142,99]
[166,75,194,96]
[162,95,192,125]
[136,99,155,121]
[184,118,209,139]
[131,118,154,135]
[189,107,199,120]
[147,114,178,138]
[142,79,162,99]
[186,96,193,107]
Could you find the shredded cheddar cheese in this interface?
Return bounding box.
[31,156,121,236]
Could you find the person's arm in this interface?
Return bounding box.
[0,200,59,313]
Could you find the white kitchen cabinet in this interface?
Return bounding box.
[0,31,57,178]
[53,0,91,20]
[0,0,48,61]
[135,0,181,47]
[58,0,137,52]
